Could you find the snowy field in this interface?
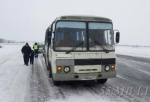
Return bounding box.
[0,43,150,102]
[116,46,150,58]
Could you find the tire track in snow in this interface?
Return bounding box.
[112,55,150,102]
[29,55,67,102]
[40,55,67,100]
[29,58,47,102]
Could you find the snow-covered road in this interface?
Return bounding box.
[0,44,150,102]
[0,44,31,102]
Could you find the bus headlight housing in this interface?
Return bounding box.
[64,66,70,73]
[105,65,110,71]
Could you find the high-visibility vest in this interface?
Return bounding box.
[33,45,38,50]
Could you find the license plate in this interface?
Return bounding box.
[81,76,96,80]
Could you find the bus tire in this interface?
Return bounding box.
[97,79,107,84]
[52,78,60,86]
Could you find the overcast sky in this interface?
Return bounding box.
[0,0,150,45]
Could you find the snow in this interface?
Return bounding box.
[1,43,149,102]
[49,99,113,102]
[0,43,21,62]
[1,43,122,102]
[116,46,150,58]
[0,43,31,102]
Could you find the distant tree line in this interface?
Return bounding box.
[0,38,16,43]
[0,38,5,43]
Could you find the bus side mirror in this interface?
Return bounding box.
[116,32,120,43]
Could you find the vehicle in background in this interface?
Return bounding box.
[44,15,120,86]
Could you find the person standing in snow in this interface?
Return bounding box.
[21,43,31,66]
[33,42,39,58]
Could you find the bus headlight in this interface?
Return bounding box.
[105,65,110,71]
[64,66,70,73]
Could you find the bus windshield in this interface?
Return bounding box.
[54,21,114,51]
[88,22,114,51]
[54,21,87,51]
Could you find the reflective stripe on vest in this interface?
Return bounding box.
[33,45,38,50]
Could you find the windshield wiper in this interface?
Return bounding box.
[66,41,84,54]
[94,40,109,53]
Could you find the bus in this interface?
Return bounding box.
[44,15,120,86]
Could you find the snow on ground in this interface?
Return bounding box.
[115,46,150,58]
[0,43,22,63]
[0,43,126,102]
[0,43,31,102]
[0,43,149,102]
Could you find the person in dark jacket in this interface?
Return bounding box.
[29,50,34,65]
[21,43,31,66]
[33,43,39,58]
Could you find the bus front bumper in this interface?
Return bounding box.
[52,71,116,81]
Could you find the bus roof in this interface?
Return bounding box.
[55,15,112,22]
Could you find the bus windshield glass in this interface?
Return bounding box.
[88,22,114,51]
[54,21,87,51]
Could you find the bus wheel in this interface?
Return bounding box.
[97,79,107,84]
[52,78,60,86]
